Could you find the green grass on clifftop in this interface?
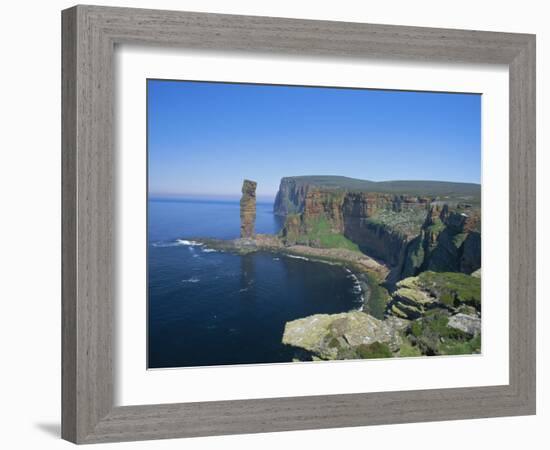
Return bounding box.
[366,208,428,237]
[303,217,360,252]
[416,271,481,310]
[280,176,481,204]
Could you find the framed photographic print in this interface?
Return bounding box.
[62,5,536,444]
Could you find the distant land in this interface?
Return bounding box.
[274,175,481,198]
[149,175,481,205]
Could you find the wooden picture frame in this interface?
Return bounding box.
[62,5,536,444]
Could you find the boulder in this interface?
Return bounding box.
[282,311,401,360]
[448,313,481,336]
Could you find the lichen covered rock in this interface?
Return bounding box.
[282,311,401,360]
[448,313,481,336]
[407,311,481,355]
[387,271,481,320]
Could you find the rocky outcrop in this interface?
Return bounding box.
[448,313,481,336]
[276,177,481,280]
[390,284,436,320]
[342,192,428,267]
[281,269,482,360]
[400,203,481,278]
[282,311,403,360]
[385,272,482,356]
[386,271,481,320]
[405,310,481,356]
[240,179,257,238]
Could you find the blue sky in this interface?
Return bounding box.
[148,80,481,201]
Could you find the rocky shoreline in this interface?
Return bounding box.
[197,234,387,312]
[188,233,481,361]
[189,178,482,361]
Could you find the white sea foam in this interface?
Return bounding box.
[347,273,359,282]
[151,241,179,248]
[286,254,309,261]
[153,239,206,248]
[176,239,204,246]
[202,248,218,253]
[182,277,200,283]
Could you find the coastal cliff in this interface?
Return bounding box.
[276,176,481,281]
[400,203,481,278]
[186,176,482,361]
[273,177,310,215]
[274,176,480,216]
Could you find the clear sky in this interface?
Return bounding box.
[148,79,481,201]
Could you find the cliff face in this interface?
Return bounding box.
[279,189,349,248]
[273,177,309,215]
[274,176,481,216]
[400,204,481,278]
[277,177,481,281]
[342,192,430,267]
[240,179,257,238]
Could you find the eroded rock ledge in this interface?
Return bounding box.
[282,271,481,360]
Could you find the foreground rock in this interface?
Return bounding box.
[387,271,481,320]
[240,179,257,238]
[406,311,481,355]
[471,268,481,278]
[448,313,481,336]
[282,311,402,360]
[386,271,482,356]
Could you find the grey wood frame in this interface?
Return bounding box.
[62,4,536,444]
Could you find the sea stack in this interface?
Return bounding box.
[240,179,257,238]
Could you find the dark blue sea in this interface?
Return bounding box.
[148,198,363,368]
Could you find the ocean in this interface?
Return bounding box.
[148,198,364,368]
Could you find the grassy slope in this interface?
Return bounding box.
[302,217,360,252]
[416,271,481,310]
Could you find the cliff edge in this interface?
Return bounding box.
[274,176,481,282]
